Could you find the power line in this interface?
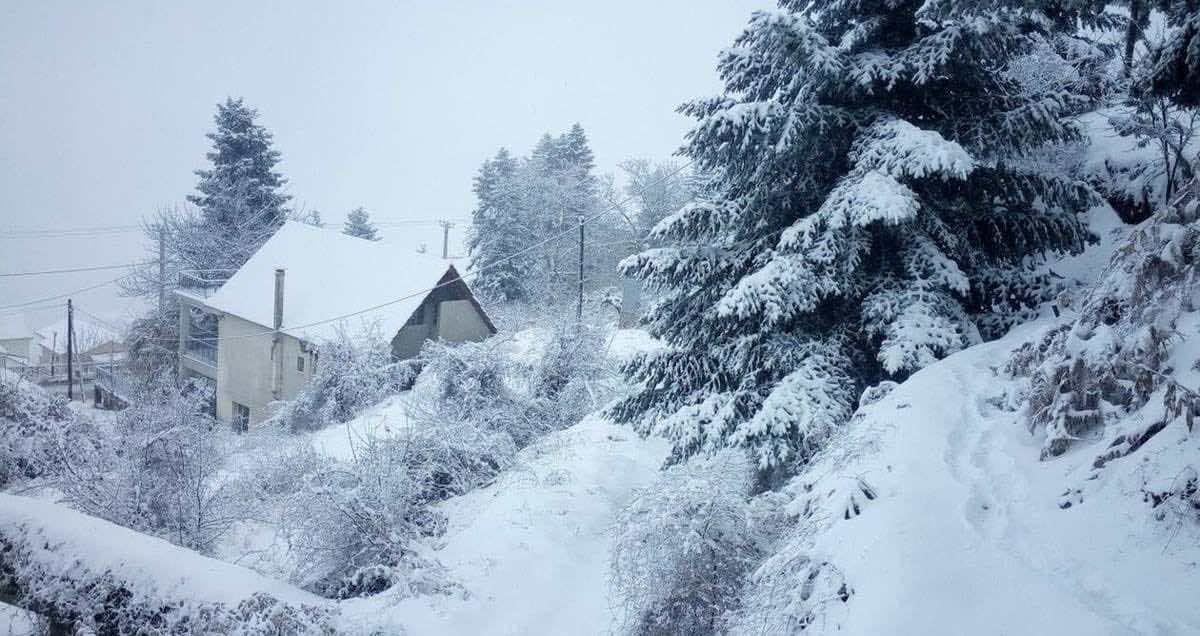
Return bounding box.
[0,224,142,239]
[0,274,131,311]
[0,261,148,278]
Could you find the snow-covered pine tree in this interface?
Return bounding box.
[184,97,290,271]
[1140,2,1200,108]
[613,1,1105,480]
[468,148,531,302]
[518,125,614,300]
[558,123,598,221]
[343,206,381,241]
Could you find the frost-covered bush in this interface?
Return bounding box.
[413,325,609,451]
[53,378,244,555]
[277,429,483,599]
[275,326,419,432]
[0,379,80,487]
[1007,190,1200,460]
[609,451,784,635]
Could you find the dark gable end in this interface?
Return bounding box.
[391,264,498,360]
[437,264,497,334]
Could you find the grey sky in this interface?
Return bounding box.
[0,0,768,327]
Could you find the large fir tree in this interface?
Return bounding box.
[468,148,531,302]
[613,1,1107,478]
[184,97,290,271]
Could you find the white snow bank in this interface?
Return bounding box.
[605,328,663,363]
[745,321,1200,634]
[338,416,671,635]
[0,493,325,609]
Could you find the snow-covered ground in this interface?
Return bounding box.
[338,415,670,635]
[757,318,1200,635]
[8,318,1196,634]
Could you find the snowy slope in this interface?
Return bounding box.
[740,320,1200,635]
[338,416,670,635]
[0,493,326,609]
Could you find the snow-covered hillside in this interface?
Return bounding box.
[734,319,1200,634]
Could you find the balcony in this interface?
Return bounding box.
[184,336,218,367]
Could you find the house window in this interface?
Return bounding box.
[297,356,305,372]
[232,402,250,432]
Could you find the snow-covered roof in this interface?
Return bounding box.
[201,222,464,343]
[35,316,120,354]
[0,314,35,340]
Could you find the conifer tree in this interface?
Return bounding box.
[184,97,290,271]
[468,148,530,302]
[613,1,1105,478]
[1140,2,1200,108]
[343,206,381,241]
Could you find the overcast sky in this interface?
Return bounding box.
[0,0,768,327]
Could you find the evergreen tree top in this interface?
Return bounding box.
[187,97,291,226]
[343,206,380,241]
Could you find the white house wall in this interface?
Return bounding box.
[215,313,314,426]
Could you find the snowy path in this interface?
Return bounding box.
[338,416,669,635]
[815,330,1200,635]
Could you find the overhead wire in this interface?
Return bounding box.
[0,274,133,311]
[0,261,150,278]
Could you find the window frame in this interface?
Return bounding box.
[232,402,250,432]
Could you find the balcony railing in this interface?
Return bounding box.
[94,365,129,399]
[184,336,218,366]
[178,270,234,297]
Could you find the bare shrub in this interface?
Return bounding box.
[609,450,778,635]
[275,325,419,433]
[53,377,245,555]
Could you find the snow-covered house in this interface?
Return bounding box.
[175,222,496,428]
[0,315,39,370]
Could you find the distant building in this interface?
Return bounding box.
[175,222,496,429]
[0,315,39,372]
[35,316,125,375]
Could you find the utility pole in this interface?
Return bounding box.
[577,215,584,323]
[438,220,455,259]
[66,299,73,400]
[49,332,56,376]
[158,230,166,314]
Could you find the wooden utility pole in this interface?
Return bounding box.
[158,231,166,314]
[577,215,584,323]
[66,299,73,400]
[49,332,56,376]
[438,220,455,259]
